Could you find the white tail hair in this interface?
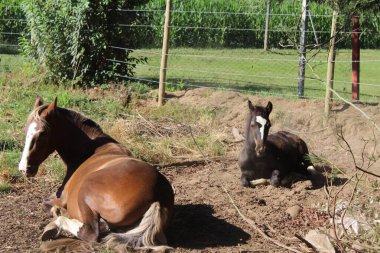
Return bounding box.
[104,202,171,252]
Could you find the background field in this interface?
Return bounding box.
[129,48,380,102]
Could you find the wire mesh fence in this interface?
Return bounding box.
[0,4,24,74]
[110,0,380,103]
[1,1,380,103]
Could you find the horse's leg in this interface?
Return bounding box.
[43,193,67,218]
[41,216,84,241]
[43,193,57,213]
[270,170,281,187]
[41,206,99,243]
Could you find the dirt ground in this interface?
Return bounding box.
[1,88,379,252]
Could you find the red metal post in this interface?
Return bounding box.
[352,15,360,101]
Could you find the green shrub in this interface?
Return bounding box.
[20,0,148,86]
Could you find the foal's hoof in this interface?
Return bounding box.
[240,177,250,187]
[41,223,60,241]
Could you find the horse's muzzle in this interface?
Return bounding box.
[24,165,39,177]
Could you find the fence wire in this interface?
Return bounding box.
[108,5,380,103]
[1,2,380,103]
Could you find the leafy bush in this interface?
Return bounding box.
[20,0,148,86]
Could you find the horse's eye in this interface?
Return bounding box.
[257,123,262,128]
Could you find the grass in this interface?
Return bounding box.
[130,48,380,102]
[0,182,11,193]
[0,59,227,184]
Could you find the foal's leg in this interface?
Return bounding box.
[270,170,281,187]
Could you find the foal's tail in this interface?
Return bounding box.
[104,201,172,252]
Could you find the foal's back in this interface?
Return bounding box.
[267,131,311,174]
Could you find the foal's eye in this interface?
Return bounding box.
[257,123,262,128]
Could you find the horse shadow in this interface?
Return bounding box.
[167,204,250,249]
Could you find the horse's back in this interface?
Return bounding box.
[63,144,174,227]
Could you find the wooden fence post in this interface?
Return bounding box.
[297,0,308,98]
[263,0,271,51]
[158,0,172,106]
[323,10,338,127]
[352,15,360,101]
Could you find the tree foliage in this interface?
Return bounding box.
[20,0,148,86]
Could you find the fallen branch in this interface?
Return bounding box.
[152,156,236,169]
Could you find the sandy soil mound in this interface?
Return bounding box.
[1,88,379,252]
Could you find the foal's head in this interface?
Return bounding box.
[18,97,57,177]
[246,100,272,157]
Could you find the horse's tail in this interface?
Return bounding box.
[104,201,171,252]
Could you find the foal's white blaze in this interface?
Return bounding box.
[18,121,38,174]
[54,216,83,237]
[255,116,267,140]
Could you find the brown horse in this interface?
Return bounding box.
[238,100,318,187]
[18,97,174,251]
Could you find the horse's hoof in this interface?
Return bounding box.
[43,202,53,214]
[41,223,60,241]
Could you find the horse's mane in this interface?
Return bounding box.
[29,105,107,140]
[59,108,105,139]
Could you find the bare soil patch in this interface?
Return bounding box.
[1,88,379,252]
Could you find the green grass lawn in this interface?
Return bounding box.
[130,48,380,102]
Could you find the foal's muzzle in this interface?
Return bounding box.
[255,146,266,156]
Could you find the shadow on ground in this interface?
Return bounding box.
[167,204,250,249]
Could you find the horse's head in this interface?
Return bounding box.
[18,97,58,177]
[246,100,272,157]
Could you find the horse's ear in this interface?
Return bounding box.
[46,97,58,115]
[248,100,255,111]
[34,96,44,108]
[266,101,273,114]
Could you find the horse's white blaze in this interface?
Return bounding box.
[256,116,267,140]
[18,121,38,174]
[54,216,83,237]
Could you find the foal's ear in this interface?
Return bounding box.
[34,96,44,108]
[46,97,58,115]
[248,100,255,111]
[266,101,273,114]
